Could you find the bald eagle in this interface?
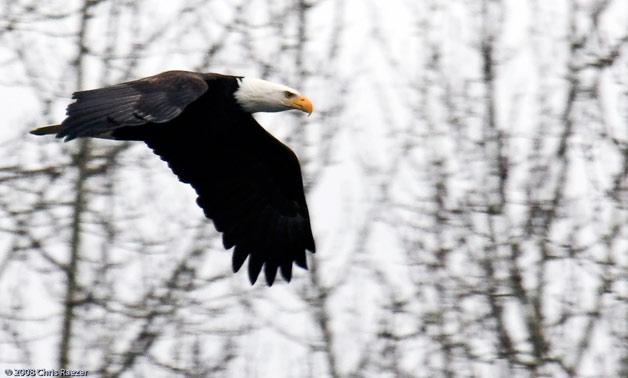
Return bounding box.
[31,70,315,286]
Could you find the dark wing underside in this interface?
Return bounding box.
[139,113,315,285]
[57,71,208,141]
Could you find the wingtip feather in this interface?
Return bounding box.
[248,252,264,285]
[232,245,249,273]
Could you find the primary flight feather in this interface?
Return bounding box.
[31,70,316,286]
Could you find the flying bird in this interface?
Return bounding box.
[31,70,315,286]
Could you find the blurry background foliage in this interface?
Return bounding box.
[0,0,626,377]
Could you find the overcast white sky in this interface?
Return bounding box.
[0,0,626,377]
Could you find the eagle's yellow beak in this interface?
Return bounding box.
[289,95,313,115]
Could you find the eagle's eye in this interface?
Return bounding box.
[284,91,297,99]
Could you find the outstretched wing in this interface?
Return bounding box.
[57,71,208,141]
[143,114,316,285]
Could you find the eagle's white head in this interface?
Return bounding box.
[234,77,313,115]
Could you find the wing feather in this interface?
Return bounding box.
[56,71,208,141]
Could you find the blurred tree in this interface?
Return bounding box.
[373,0,628,377]
[0,0,626,377]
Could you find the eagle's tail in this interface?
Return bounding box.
[30,124,62,136]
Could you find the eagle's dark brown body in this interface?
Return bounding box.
[31,71,315,285]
